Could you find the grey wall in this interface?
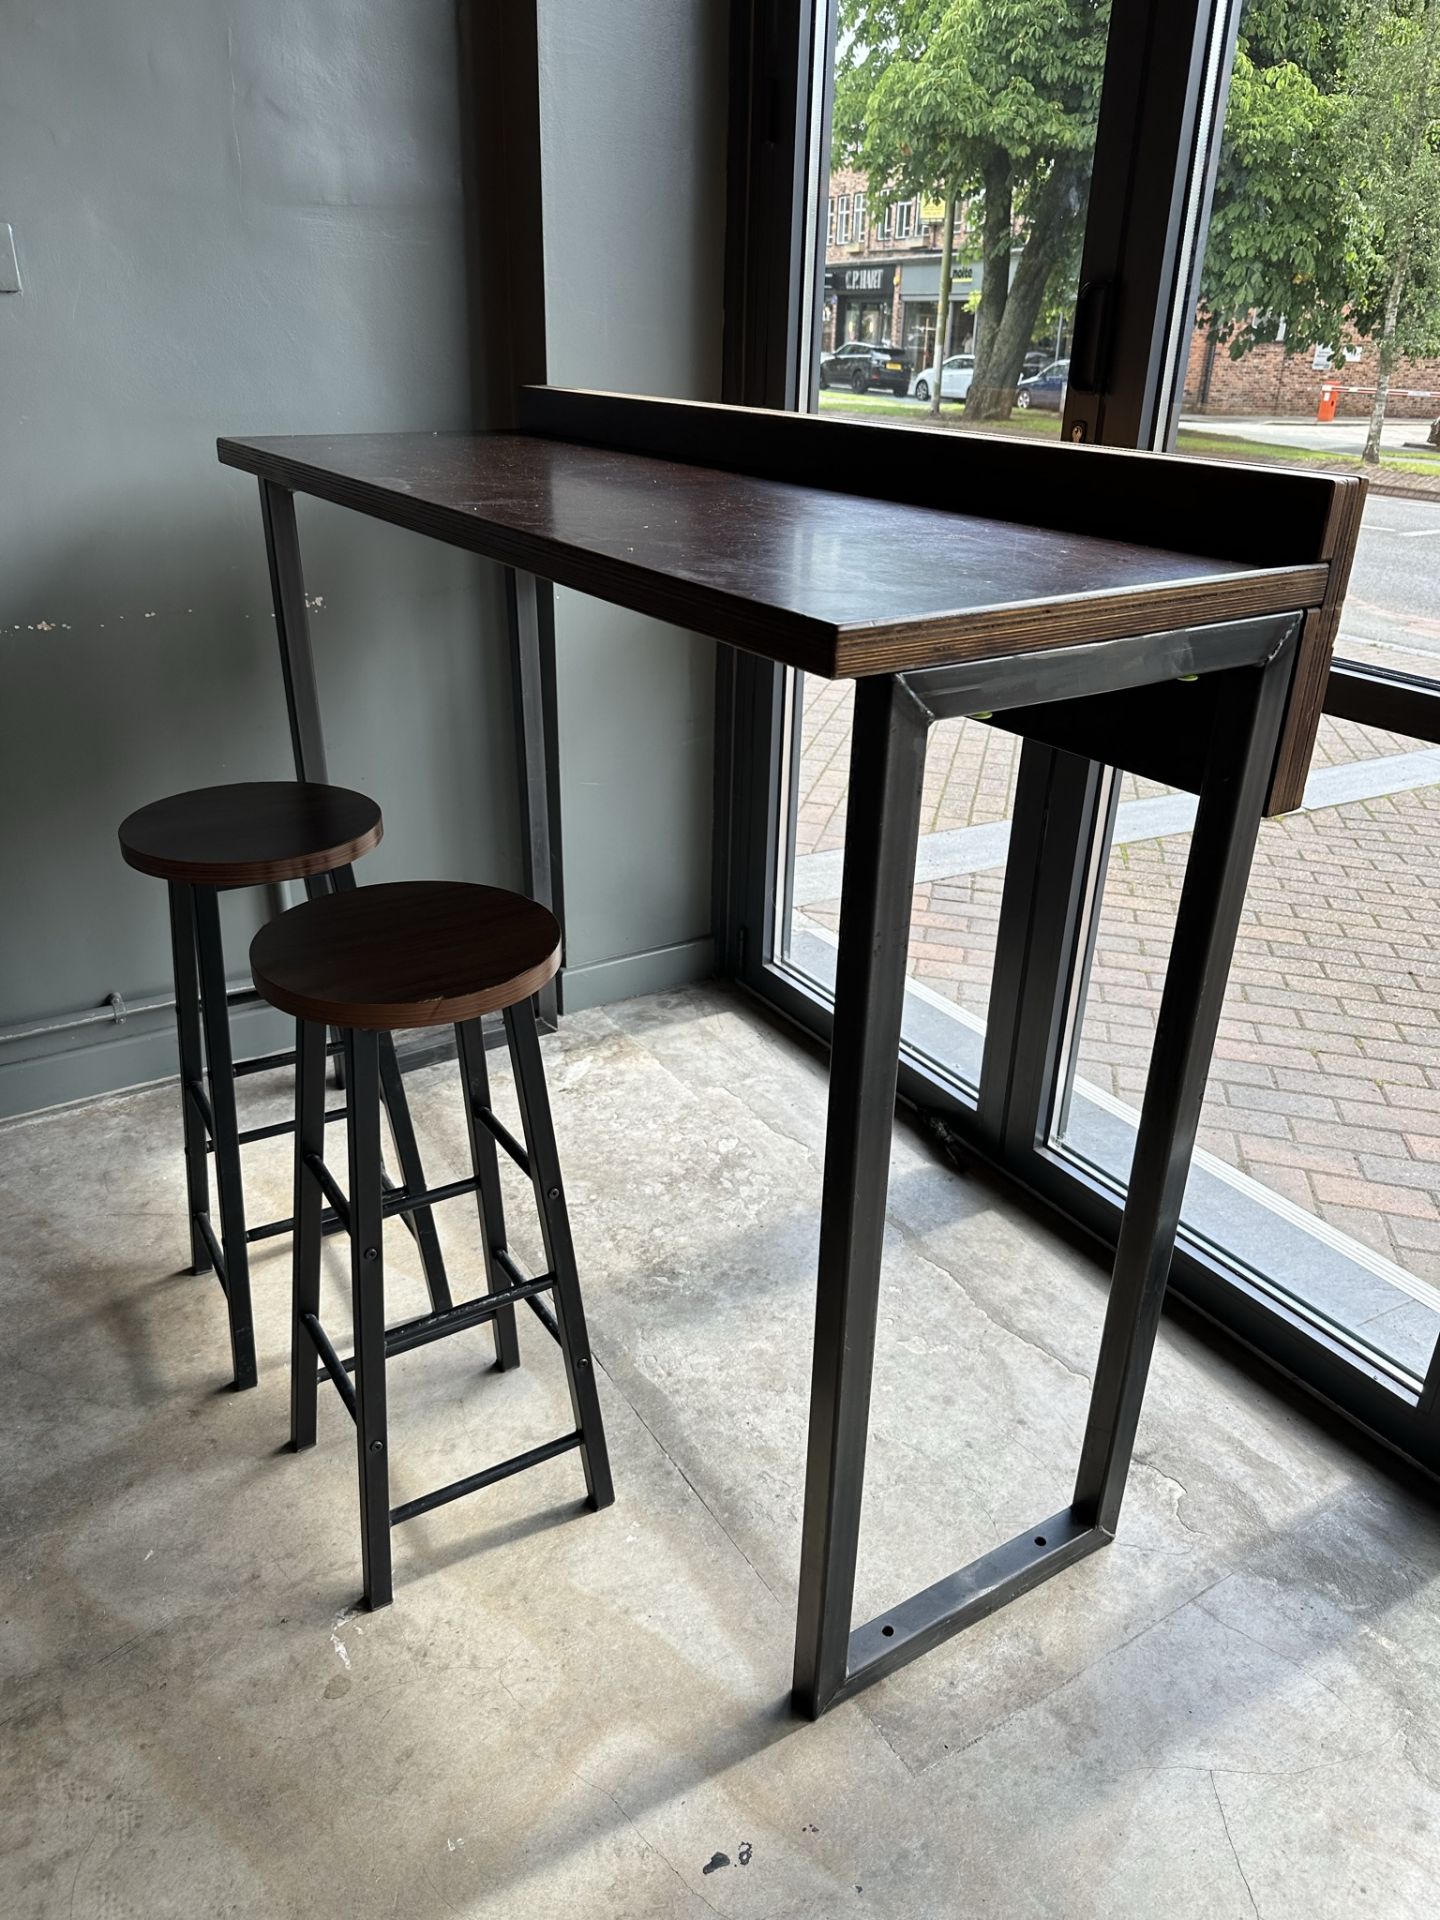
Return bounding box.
[0,0,729,1118]
[0,1,520,1116]
[538,0,728,1008]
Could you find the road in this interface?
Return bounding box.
[1341,496,1440,668]
[1179,411,1437,456]
[827,394,1440,669]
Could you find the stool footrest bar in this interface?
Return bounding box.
[219,1107,347,1150]
[304,1149,351,1231]
[233,1039,343,1079]
[389,1432,582,1527]
[301,1310,359,1423]
[301,1155,489,1242]
[525,1294,561,1341]
[314,1272,560,1380]
[195,1212,227,1293]
[247,1206,346,1245]
[383,1273,557,1357]
[478,1105,530,1177]
[186,1078,215,1143]
[495,1246,563,1344]
[379,1172,481,1217]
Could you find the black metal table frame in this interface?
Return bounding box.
[251,472,1299,1719]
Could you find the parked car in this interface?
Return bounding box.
[819,340,912,395]
[1016,358,1069,410]
[1021,349,1050,376]
[911,353,976,404]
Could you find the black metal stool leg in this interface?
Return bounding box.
[345,1028,393,1609]
[192,886,258,1391]
[167,881,211,1276]
[291,1018,326,1451]
[323,865,452,1314]
[504,999,613,1511]
[375,1033,453,1313]
[456,1018,521,1370]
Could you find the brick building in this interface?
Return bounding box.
[1183,324,1440,420]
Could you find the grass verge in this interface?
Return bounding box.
[816,389,1440,478]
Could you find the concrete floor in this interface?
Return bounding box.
[3,984,1440,1918]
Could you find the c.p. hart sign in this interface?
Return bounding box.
[825,263,897,300]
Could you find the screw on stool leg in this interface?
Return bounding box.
[167,881,212,1278]
[290,1018,327,1452]
[193,885,258,1391]
[345,1027,393,1609]
[456,1017,521,1370]
[504,998,613,1512]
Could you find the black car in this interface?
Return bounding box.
[819,340,912,395]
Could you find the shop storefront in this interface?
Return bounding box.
[824,262,897,346]
[898,257,981,368]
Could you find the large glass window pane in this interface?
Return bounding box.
[1057,709,1440,1379]
[1051,0,1440,1385]
[782,673,1020,1092]
[774,0,1125,1074]
[813,2,1111,436]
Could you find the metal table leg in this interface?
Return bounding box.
[255,487,564,1035]
[192,886,258,1392]
[1072,649,1295,1532]
[259,480,328,785]
[167,881,212,1277]
[345,1027,393,1610]
[505,568,563,1029]
[792,673,930,1715]
[792,646,1294,1719]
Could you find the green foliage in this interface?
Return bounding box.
[1202,47,1356,354]
[834,0,1109,206]
[1203,0,1440,367]
[833,0,1440,443]
[833,0,1110,410]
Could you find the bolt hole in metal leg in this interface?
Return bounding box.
[1035,1535,1047,1547]
[881,1625,895,1638]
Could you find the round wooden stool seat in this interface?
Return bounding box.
[118,781,382,887]
[249,881,561,1031]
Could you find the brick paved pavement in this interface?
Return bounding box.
[793,656,1440,1343]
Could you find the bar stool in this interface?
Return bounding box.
[118,782,452,1391]
[250,879,613,1609]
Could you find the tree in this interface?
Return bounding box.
[833,0,1111,419]
[1201,0,1440,464]
[1344,2,1440,460]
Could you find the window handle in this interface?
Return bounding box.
[1069,279,1115,395]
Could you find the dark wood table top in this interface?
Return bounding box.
[218,428,1329,680]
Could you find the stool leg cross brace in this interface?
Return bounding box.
[290,1002,613,1609]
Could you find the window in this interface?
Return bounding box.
[853,189,866,242]
[722,0,1440,1468]
[836,192,851,244]
[1045,0,1440,1391]
[826,195,835,245]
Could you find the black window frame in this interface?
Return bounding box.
[717,0,1440,1475]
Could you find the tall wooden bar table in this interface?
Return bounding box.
[219,389,1362,1718]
